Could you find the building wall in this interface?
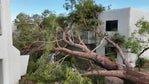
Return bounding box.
[129,8,149,35]
[8,46,29,84]
[0,0,29,84]
[99,8,130,39]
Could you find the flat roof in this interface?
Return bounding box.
[103,7,149,14]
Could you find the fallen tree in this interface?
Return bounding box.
[14,0,149,83]
[53,32,149,84]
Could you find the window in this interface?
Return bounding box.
[106,20,118,31]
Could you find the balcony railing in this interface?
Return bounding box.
[80,31,96,44]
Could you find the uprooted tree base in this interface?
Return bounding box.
[53,32,149,84]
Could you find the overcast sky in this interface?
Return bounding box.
[10,0,149,20]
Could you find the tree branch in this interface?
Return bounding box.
[53,32,149,84]
[82,70,124,78]
[54,47,118,70]
[92,37,105,52]
[105,36,131,67]
[63,32,90,52]
[82,69,149,84]
[138,47,149,56]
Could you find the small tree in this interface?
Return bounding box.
[125,18,149,70]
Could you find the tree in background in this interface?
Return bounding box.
[64,0,104,31]
[125,18,149,70]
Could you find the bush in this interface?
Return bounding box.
[63,68,91,84]
[27,60,39,74]
[136,58,146,68]
[21,55,92,84]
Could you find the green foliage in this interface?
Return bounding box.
[24,55,64,83]
[105,46,116,62]
[15,13,32,25]
[56,14,68,29]
[111,33,125,45]
[33,63,64,82]
[23,55,91,84]
[32,14,42,25]
[90,76,105,84]
[125,18,149,54]
[27,60,39,74]
[108,56,116,62]
[135,18,149,34]
[42,9,52,18]
[64,0,105,31]
[136,58,146,68]
[64,68,92,84]
[13,10,62,59]
[125,36,142,54]
[41,12,57,30]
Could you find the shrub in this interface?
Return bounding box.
[22,56,92,84]
[136,58,146,68]
[63,68,91,84]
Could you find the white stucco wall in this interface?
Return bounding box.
[0,0,29,84]
[99,8,131,39]
[129,8,149,35]
[8,47,29,84]
[20,55,29,76]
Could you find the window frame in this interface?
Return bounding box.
[106,20,118,31]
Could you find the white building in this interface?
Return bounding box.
[97,8,149,67]
[0,0,29,84]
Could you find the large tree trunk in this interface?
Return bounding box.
[82,68,149,84]
[54,47,118,70]
[54,47,149,84]
[54,32,149,84]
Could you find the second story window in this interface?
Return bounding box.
[106,20,118,31]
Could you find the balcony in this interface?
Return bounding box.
[80,31,96,44]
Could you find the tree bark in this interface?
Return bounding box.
[105,36,131,67]
[82,68,149,84]
[54,47,118,70]
[138,47,149,56]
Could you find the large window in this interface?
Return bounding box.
[106,20,118,31]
